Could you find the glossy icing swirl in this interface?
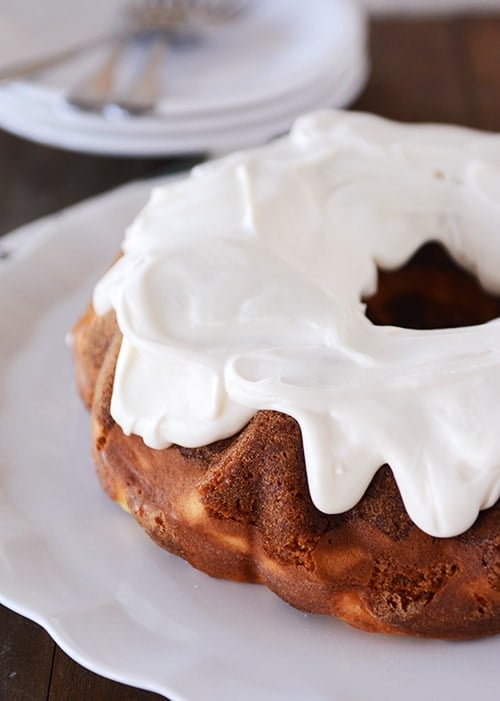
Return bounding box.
[94,110,500,537]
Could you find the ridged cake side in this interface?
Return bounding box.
[71,303,500,639]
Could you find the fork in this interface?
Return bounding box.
[67,33,170,117]
[0,0,247,85]
[66,0,249,116]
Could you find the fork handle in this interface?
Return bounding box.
[67,40,128,113]
[113,37,168,115]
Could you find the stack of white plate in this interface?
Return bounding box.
[0,0,368,156]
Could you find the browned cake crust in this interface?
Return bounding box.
[71,244,500,639]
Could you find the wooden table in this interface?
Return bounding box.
[1,15,500,701]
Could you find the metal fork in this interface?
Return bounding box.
[66,0,249,116]
[67,34,169,117]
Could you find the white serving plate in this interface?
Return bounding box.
[0,0,367,155]
[0,179,498,701]
[0,57,368,156]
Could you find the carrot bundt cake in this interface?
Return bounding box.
[71,111,500,639]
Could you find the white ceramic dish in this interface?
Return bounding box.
[0,60,368,156]
[1,0,364,113]
[7,32,366,135]
[0,0,367,155]
[0,180,498,701]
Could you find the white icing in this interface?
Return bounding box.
[93,110,500,538]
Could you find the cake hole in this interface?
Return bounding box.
[364,242,500,330]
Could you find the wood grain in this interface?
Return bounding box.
[1,14,500,701]
[48,648,164,701]
[356,18,471,124]
[0,605,54,701]
[460,17,500,130]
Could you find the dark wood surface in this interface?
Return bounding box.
[1,15,500,701]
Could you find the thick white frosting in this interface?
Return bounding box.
[93,110,500,538]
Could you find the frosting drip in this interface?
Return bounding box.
[94,110,500,538]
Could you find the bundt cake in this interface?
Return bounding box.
[71,111,500,639]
